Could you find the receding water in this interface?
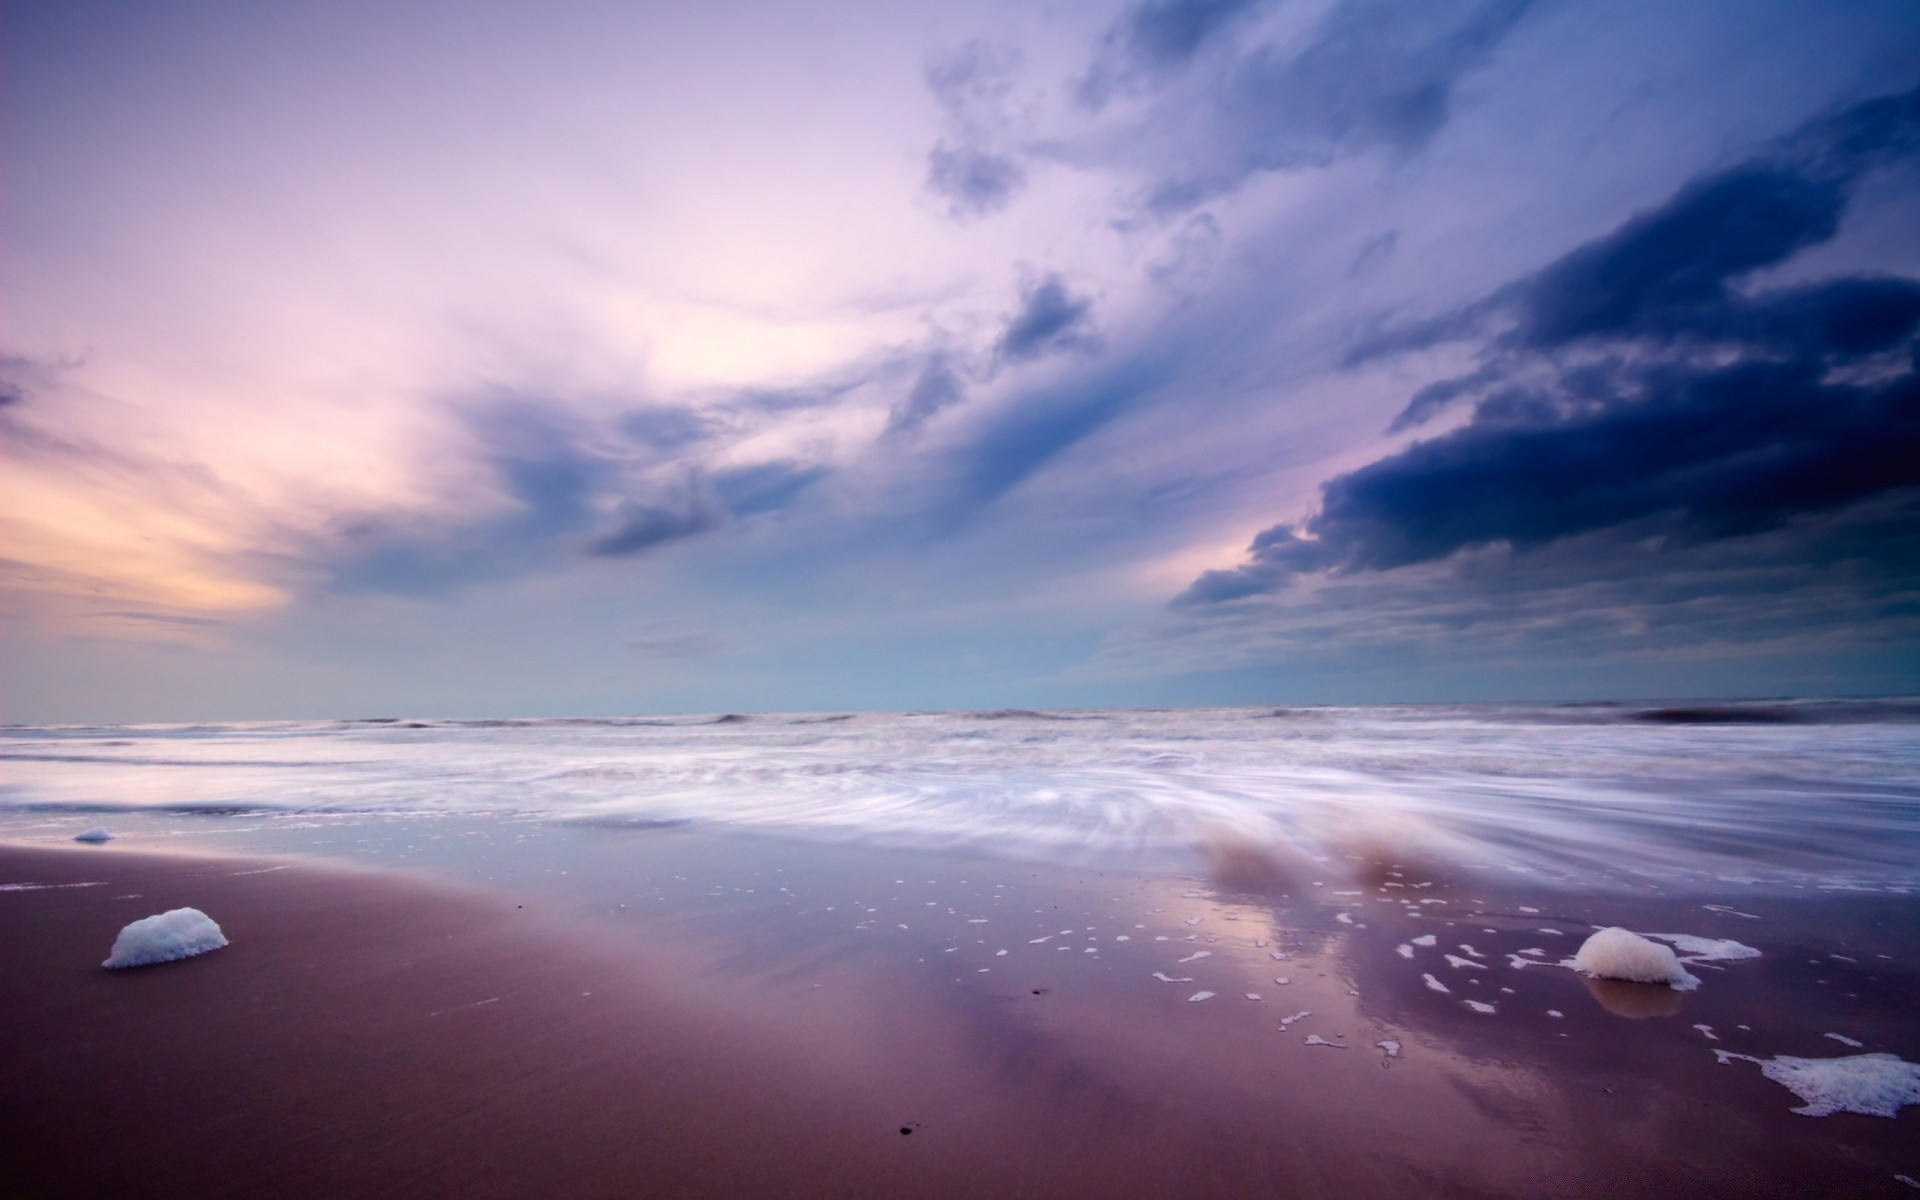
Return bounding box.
[4,699,1918,892]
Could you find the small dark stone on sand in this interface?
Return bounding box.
[900,1127,913,1136]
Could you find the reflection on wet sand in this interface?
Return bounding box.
[1585,976,1686,1019]
[4,820,1916,1198]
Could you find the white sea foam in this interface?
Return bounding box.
[1187,991,1215,1002]
[1376,1040,1402,1058]
[1571,928,1700,990]
[1825,1033,1864,1048]
[103,908,227,968]
[73,826,114,843]
[1422,974,1450,994]
[1714,1050,1920,1117]
[1644,933,1761,963]
[1463,1000,1497,1014]
[1,880,106,892]
[4,703,1916,890]
[1303,1035,1344,1048]
[1410,934,1437,947]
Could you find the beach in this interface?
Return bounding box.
[4,804,1916,1197]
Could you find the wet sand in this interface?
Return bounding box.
[2,839,1915,1198]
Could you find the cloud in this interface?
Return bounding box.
[712,460,829,518]
[1078,0,1273,107]
[618,405,713,451]
[886,354,966,435]
[923,41,1029,219]
[329,401,740,587]
[1180,84,1920,610]
[588,475,725,557]
[927,143,1027,220]
[1135,0,1534,213]
[996,274,1098,363]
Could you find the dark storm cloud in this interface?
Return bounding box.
[1180,85,1920,608]
[995,275,1097,363]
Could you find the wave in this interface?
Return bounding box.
[3,701,1917,891]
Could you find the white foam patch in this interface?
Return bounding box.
[1273,975,1291,985]
[1334,912,1355,925]
[1411,934,1437,947]
[1694,1024,1719,1041]
[1303,1035,1345,1048]
[1376,1040,1402,1058]
[1279,1010,1311,1028]
[1714,1050,1920,1118]
[1463,1000,1497,1014]
[73,826,115,843]
[1153,972,1194,983]
[1175,950,1212,964]
[1187,990,1216,1002]
[1,881,106,892]
[1396,944,1415,959]
[1245,992,1262,1001]
[103,908,228,969]
[1422,973,1450,994]
[1825,1033,1865,1048]
[1444,954,1487,971]
[1571,927,1700,990]
[1645,933,1761,963]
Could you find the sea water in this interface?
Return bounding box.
[3,699,1917,894]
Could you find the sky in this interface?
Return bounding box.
[4,0,1919,722]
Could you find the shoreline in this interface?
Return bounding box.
[3,838,1915,1198]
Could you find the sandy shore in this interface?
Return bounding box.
[2,839,1914,1198]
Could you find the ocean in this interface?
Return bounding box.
[5,698,1918,895]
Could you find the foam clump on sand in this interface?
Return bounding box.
[1715,1050,1920,1117]
[103,908,228,969]
[1571,927,1699,991]
[74,827,115,843]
